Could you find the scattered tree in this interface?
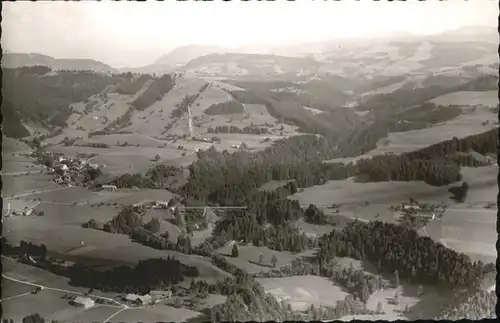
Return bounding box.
[22,313,45,323]
[231,244,239,258]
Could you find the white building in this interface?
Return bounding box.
[72,296,95,309]
[101,185,117,192]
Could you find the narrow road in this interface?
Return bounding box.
[1,171,44,176]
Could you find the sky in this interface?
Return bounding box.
[2,0,498,68]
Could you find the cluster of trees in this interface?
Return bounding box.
[204,261,367,322]
[4,313,58,323]
[6,313,53,323]
[317,221,495,290]
[67,257,199,294]
[170,92,201,119]
[181,134,350,203]
[108,164,183,189]
[103,106,134,131]
[207,125,270,135]
[449,181,469,203]
[131,74,174,110]
[436,290,496,320]
[356,128,498,186]
[212,210,314,253]
[323,262,384,304]
[115,74,152,95]
[1,238,47,260]
[78,142,110,149]
[204,101,245,115]
[83,205,197,255]
[305,204,329,224]
[357,155,462,186]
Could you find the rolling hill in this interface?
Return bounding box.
[1,53,116,73]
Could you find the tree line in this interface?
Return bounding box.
[107,164,184,189]
[207,125,270,135]
[131,74,174,111]
[115,74,153,95]
[204,101,245,115]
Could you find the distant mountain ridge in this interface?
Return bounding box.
[3,25,496,78]
[154,44,231,67]
[2,53,116,73]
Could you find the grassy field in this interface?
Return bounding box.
[2,136,31,152]
[58,305,120,323]
[46,144,184,175]
[256,275,349,311]
[1,152,45,173]
[292,164,497,263]
[291,178,451,207]
[111,305,202,323]
[2,289,82,322]
[21,187,97,203]
[3,215,231,283]
[76,133,173,148]
[295,219,336,238]
[87,189,175,206]
[214,243,315,275]
[327,92,497,164]
[429,90,498,107]
[2,174,61,198]
[1,278,36,299]
[292,166,497,209]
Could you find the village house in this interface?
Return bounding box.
[124,293,152,305]
[403,204,420,211]
[72,296,95,309]
[154,201,170,209]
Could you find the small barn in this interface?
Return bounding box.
[101,184,117,192]
[124,293,152,305]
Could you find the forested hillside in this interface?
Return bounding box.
[2,66,122,132]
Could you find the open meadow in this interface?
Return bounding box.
[111,305,203,323]
[214,242,315,275]
[257,275,349,311]
[2,174,61,198]
[2,278,36,299]
[47,144,185,175]
[292,164,497,263]
[3,214,231,284]
[2,289,84,323]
